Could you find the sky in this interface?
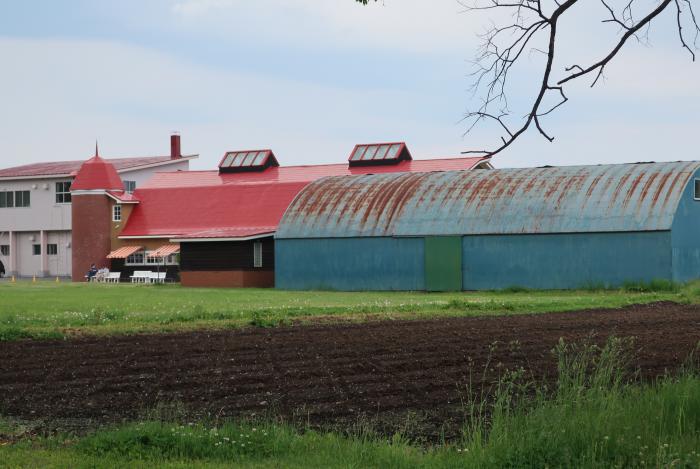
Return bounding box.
[0,0,698,170]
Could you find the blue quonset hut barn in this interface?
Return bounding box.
[275,161,700,291]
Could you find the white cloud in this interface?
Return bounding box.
[0,37,462,169]
[169,0,484,53]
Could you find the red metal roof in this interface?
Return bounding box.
[143,157,490,189]
[107,191,140,203]
[119,182,308,238]
[71,155,124,191]
[0,155,190,179]
[120,156,490,239]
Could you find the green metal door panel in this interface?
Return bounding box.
[425,236,462,291]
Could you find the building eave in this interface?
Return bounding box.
[0,154,199,182]
[170,233,275,243]
[0,174,73,181]
[117,154,199,174]
[118,235,178,239]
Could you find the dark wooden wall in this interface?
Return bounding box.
[180,237,274,271]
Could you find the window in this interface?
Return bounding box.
[113,204,122,222]
[124,180,136,194]
[146,253,161,265]
[0,191,14,208]
[47,244,58,255]
[126,251,145,265]
[125,250,179,266]
[56,182,71,203]
[695,179,700,200]
[14,191,30,208]
[253,241,263,268]
[32,244,41,256]
[0,245,9,256]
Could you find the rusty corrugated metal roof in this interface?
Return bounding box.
[276,161,700,239]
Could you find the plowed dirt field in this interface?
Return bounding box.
[1,301,698,440]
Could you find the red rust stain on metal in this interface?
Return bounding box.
[608,173,632,210]
[622,171,647,209]
[505,175,519,198]
[357,173,420,232]
[651,172,673,206]
[555,175,582,209]
[585,173,604,198]
[355,176,390,230]
[521,168,540,195]
[462,174,492,210]
[455,171,479,201]
[382,173,426,230]
[335,177,368,225]
[633,171,660,215]
[543,174,566,201]
[307,178,342,218]
[325,177,358,220]
[472,171,501,212]
[660,171,688,213]
[639,172,659,202]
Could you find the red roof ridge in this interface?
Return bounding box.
[151,156,487,174]
[71,154,124,191]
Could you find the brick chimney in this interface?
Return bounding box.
[171,133,181,159]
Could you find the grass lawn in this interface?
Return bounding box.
[0,280,698,340]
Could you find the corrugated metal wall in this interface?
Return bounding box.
[275,237,424,291]
[671,168,700,282]
[461,231,671,290]
[274,231,672,291]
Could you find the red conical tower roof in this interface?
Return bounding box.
[71,143,124,191]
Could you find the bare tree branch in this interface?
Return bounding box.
[462,0,700,157]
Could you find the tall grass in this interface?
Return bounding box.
[2,338,699,468]
[459,337,700,468]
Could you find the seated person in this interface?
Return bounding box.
[95,267,109,282]
[86,264,98,281]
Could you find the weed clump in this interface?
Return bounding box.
[622,279,681,293]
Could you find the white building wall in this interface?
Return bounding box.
[0,158,192,277]
[47,231,72,277]
[0,231,9,277]
[15,232,41,277]
[0,178,73,232]
[119,159,190,189]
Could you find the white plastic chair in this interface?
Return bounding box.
[130,271,151,283]
[106,272,121,283]
[149,272,166,284]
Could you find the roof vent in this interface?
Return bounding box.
[348,142,412,167]
[218,149,279,173]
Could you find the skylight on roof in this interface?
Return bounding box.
[348,142,411,167]
[219,149,279,173]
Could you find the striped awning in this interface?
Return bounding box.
[150,244,180,258]
[106,245,142,259]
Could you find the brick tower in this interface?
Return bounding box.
[70,145,124,281]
